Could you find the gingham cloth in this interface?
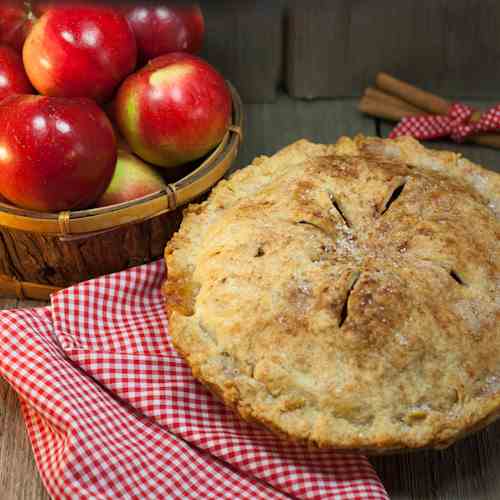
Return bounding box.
[0,260,389,499]
[389,102,500,142]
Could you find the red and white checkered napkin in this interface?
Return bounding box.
[0,260,388,499]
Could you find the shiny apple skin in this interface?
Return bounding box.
[23,6,137,102]
[115,53,231,168]
[0,2,36,52]
[124,3,204,64]
[0,95,117,212]
[0,45,33,101]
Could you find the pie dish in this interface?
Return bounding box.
[164,136,500,453]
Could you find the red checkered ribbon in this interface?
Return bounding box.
[0,261,388,499]
[389,102,500,142]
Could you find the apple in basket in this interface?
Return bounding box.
[95,148,166,207]
[23,5,137,102]
[115,52,232,168]
[0,95,116,212]
[0,1,37,52]
[123,3,204,64]
[0,45,33,101]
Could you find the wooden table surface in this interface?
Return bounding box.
[1,96,500,500]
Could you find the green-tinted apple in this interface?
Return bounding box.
[115,52,231,168]
[95,149,165,207]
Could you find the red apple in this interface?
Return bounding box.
[0,1,37,52]
[23,5,137,102]
[0,45,33,102]
[124,3,204,64]
[95,149,165,207]
[33,1,77,15]
[0,95,116,212]
[115,53,231,168]
[32,1,104,15]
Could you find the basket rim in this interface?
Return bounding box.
[0,81,243,235]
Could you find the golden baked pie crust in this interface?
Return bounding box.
[164,136,500,453]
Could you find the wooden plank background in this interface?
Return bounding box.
[286,0,500,98]
[116,1,500,102]
[201,0,284,103]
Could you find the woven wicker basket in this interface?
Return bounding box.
[0,83,243,300]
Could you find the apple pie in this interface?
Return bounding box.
[164,136,500,453]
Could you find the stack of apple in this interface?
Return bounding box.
[0,1,232,212]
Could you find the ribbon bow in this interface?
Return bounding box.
[389,102,500,142]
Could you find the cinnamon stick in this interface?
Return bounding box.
[375,73,450,115]
[364,87,422,115]
[358,95,418,121]
[375,74,482,121]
